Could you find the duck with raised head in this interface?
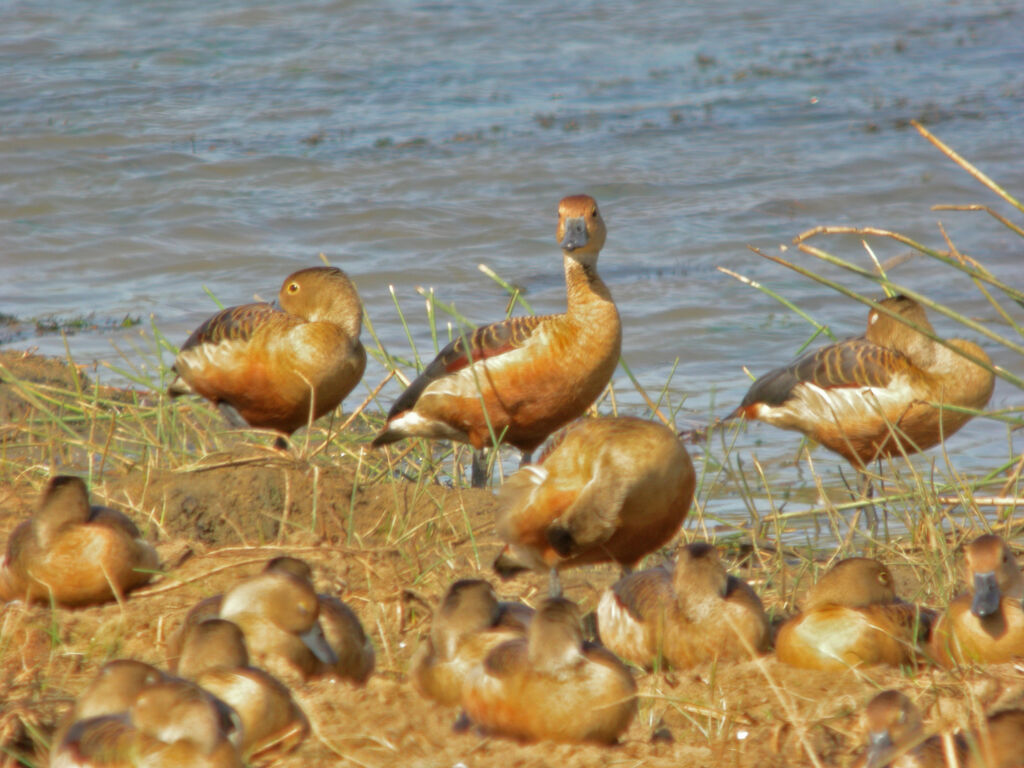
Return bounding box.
[854,689,1024,768]
[0,476,158,606]
[411,578,533,707]
[168,266,366,447]
[930,534,1024,666]
[596,541,768,669]
[52,677,243,768]
[462,597,636,744]
[775,557,933,671]
[372,195,621,487]
[731,295,994,509]
[176,618,309,758]
[493,416,694,596]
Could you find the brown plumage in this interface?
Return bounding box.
[493,416,694,595]
[52,675,243,768]
[169,266,366,439]
[171,557,373,684]
[410,579,533,707]
[930,534,1024,666]
[462,597,637,744]
[176,618,309,758]
[853,690,1024,768]
[0,476,158,606]
[775,557,933,671]
[733,295,994,467]
[372,195,621,468]
[595,542,769,669]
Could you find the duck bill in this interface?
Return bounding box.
[864,730,894,768]
[971,572,1001,618]
[559,216,588,252]
[300,620,338,666]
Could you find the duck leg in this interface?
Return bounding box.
[548,568,563,598]
[858,470,878,533]
[471,449,489,488]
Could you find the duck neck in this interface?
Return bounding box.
[564,254,614,317]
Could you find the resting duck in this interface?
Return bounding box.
[373,195,621,486]
[461,597,637,744]
[411,578,533,707]
[493,416,694,596]
[169,266,366,447]
[775,557,933,670]
[596,541,769,669]
[732,295,993,471]
[173,557,373,684]
[930,534,1024,666]
[854,689,1024,768]
[176,618,309,757]
[52,678,243,768]
[0,476,158,606]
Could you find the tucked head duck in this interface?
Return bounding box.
[0,475,158,606]
[461,596,637,744]
[168,266,366,447]
[930,534,1024,666]
[372,195,621,487]
[411,578,532,707]
[776,557,933,671]
[596,541,769,669]
[493,416,694,596]
[731,295,994,518]
[177,617,309,758]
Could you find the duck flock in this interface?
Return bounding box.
[1,194,1017,767]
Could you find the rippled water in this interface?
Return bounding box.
[2,0,1022,537]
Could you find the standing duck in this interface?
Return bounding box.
[596,541,768,669]
[731,295,993,498]
[168,266,366,447]
[930,534,1024,666]
[775,557,933,670]
[493,416,694,596]
[461,597,637,744]
[411,578,532,707]
[372,195,621,486]
[0,476,158,606]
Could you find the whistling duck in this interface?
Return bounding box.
[775,557,933,671]
[596,541,769,669]
[411,579,533,707]
[462,597,636,744]
[175,557,373,683]
[853,690,954,768]
[53,677,243,768]
[169,266,366,447]
[0,476,158,606]
[854,690,1024,768]
[732,295,994,493]
[176,618,309,757]
[493,416,694,596]
[930,534,1024,666]
[372,195,621,487]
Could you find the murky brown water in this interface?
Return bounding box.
[2,0,1022,538]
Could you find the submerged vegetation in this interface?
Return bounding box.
[0,122,1022,767]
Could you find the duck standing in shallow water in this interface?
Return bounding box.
[0,476,158,606]
[372,195,621,486]
[775,557,933,671]
[168,266,366,447]
[731,295,993,500]
[930,534,1024,666]
[411,578,532,708]
[493,416,694,596]
[461,597,636,744]
[596,541,768,669]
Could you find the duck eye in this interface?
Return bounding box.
[590,207,597,217]
[288,282,300,293]
[879,572,890,585]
